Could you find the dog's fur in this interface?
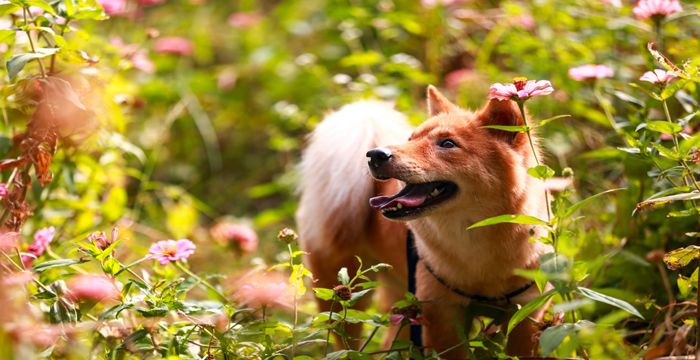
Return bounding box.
[296,88,552,357]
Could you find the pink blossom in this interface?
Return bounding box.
[640,69,677,84]
[131,50,155,73]
[233,272,292,309]
[137,0,165,5]
[389,313,424,325]
[0,231,18,253]
[633,0,682,19]
[0,182,7,198]
[444,68,474,91]
[153,37,194,56]
[66,274,120,303]
[21,226,55,268]
[217,69,238,90]
[511,14,536,30]
[98,0,126,16]
[9,324,62,348]
[148,239,196,265]
[1,271,33,286]
[228,12,262,28]
[568,64,614,81]
[421,0,468,8]
[210,222,258,253]
[488,78,554,101]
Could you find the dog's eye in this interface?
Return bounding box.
[438,139,457,148]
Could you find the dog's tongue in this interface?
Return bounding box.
[369,185,430,210]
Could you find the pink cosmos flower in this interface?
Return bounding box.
[633,0,682,19]
[0,182,7,198]
[210,222,258,253]
[640,69,677,84]
[568,64,614,81]
[153,37,194,56]
[66,274,120,303]
[488,78,554,101]
[233,272,292,309]
[147,239,196,265]
[21,226,55,268]
[389,313,424,325]
[98,0,126,16]
[228,11,262,28]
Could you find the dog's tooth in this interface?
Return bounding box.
[397,203,403,209]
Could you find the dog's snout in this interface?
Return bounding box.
[366,147,392,168]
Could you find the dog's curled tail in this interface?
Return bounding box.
[296,101,411,251]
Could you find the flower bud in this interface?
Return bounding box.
[562,167,574,177]
[277,228,298,244]
[333,284,352,301]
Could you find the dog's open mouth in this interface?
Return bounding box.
[369,181,458,219]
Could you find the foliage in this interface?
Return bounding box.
[0,0,698,358]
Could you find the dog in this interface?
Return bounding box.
[296,87,552,357]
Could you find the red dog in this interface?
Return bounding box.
[297,87,552,357]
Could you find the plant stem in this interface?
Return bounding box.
[662,99,700,192]
[359,325,380,352]
[517,102,552,223]
[323,299,337,356]
[173,261,228,302]
[288,243,298,358]
[23,7,47,78]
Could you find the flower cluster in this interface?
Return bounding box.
[21,226,55,268]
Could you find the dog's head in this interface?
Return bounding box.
[368,85,536,220]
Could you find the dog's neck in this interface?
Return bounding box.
[409,177,551,297]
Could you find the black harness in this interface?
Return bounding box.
[405,230,536,347]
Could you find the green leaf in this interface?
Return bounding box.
[32,258,86,272]
[651,143,680,161]
[660,79,688,100]
[99,303,133,320]
[480,124,530,132]
[467,214,549,230]
[314,288,334,301]
[337,267,349,285]
[644,120,683,134]
[577,287,644,319]
[0,4,19,16]
[663,245,700,271]
[612,91,644,108]
[537,114,571,127]
[6,48,59,80]
[563,188,624,218]
[637,191,700,210]
[527,165,555,180]
[25,0,57,15]
[629,82,662,101]
[506,289,555,335]
[540,321,594,355]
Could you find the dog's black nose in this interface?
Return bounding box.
[367,147,392,168]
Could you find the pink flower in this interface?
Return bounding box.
[633,0,682,19]
[511,14,536,30]
[233,272,292,309]
[138,0,165,5]
[98,0,126,16]
[153,37,194,56]
[228,12,262,28]
[389,313,424,325]
[131,50,155,73]
[421,0,468,8]
[217,69,238,90]
[0,182,7,198]
[210,222,258,253]
[66,274,120,303]
[444,68,474,91]
[488,78,554,101]
[21,226,55,268]
[568,64,614,81]
[640,69,677,84]
[147,239,196,265]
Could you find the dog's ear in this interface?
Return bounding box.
[477,99,524,144]
[427,85,459,117]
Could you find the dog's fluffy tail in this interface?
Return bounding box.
[296,101,411,251]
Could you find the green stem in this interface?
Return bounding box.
[517,101,552,223]
[324,299,337,356]
[288,243,298,358]
[22,7,46,78]
[662,99,700,192]
[173,261,228,302]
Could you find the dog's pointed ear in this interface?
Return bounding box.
[477,99,524,144]
[427,85,459,117]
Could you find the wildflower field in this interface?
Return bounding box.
[0,0,699,358]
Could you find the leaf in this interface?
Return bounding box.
[577,287,644,319]
[99,303,134,320]
[637,191,700,210]
[32,258,86,272]
[25,0,57,15]
[467,214,549,230]
[314,288,334,301]
[644,121,683,134]
[6,48,59,80]
[612,91,644,108]
[663,246,700,271]
[537,114,571,127]
[527,165,555,180]
[660,79,689,100]
[507,289,555,335]
[651,143,680,161]
[480,124,530,132]
[0,4,19,16]
[629,83,662,101]
[337,267,349,285]
[540,321,594,355]
[563,188,624,218]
